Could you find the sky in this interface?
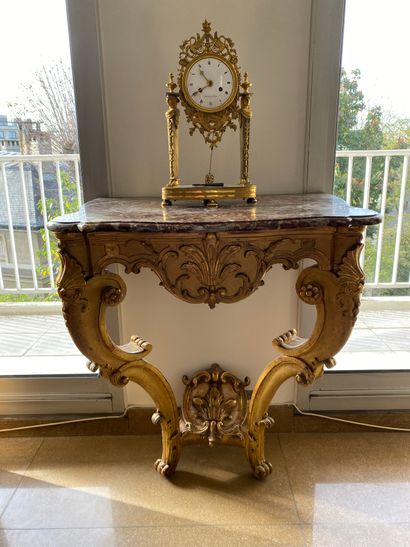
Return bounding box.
[0,0,71,116]
[341,0,410,120]
[0,0,409,120]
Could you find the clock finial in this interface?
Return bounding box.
[241,72,252,93]
[166,73,177,93]
[202,20,212,34]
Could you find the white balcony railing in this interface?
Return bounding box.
[335,149,410,290]
[0,151,408,296]
[0,154,82,295]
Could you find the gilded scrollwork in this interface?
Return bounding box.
[90,232,330,309]
[57,250,87,314]
[102,286,123,306]
[55,224,369,479]
[183,105,239,148]
[174,233,251,308]
[167,234,329,307]
[177,20,241,147]
[55,243,181,476]
[336,245,365,323]
[181,364,250,446]
[179,20,238,66]
[299,282,322,304]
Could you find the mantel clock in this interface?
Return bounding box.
[162,20,256,207]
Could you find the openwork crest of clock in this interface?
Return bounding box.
[162,20,256,207]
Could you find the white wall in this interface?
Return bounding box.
[97,0,312,405]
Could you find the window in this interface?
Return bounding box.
[0,0,123,415]
[298,0,410,412]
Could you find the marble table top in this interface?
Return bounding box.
[48,194,381,234]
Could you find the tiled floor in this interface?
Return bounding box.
[0,433,409,546]
[0,315,86,375]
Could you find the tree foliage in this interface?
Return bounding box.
[10,60,78,154]
[37,170,79,294]
[335,69,410,295]
[337,69,365,149]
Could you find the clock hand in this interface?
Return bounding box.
[199,69,213,87]
[192,82,211,96]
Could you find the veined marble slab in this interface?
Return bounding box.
[48,194,381,233]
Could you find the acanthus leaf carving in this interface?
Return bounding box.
[93,233,330,308]
[336,246,365,322]
[174,233,254,308]
[57,250,87,316]
[181,364,250,446]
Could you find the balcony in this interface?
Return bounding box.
[0,152,409,374]
[334,149,410,370]
[335,149,410,294]
[0,153,82,294]
[0,153,84,375]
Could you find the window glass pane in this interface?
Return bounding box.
[333,0,410,373]
[0,0,85,375]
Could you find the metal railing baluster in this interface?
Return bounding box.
[0,154,81,295]
[359,155,372,270]
[37,161,55,289]
[74,158,82,206]
[19,161,38,289]
[392,155,409,284]
[373,156,390,285]
[56,161,65,215]
[335,149,410,290]
[346,156,353,205]
[0,163,21,289]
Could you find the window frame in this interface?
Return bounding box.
[297,0,410,412]
[0,0,124,416]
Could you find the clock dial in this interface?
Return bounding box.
[184,56,237,112]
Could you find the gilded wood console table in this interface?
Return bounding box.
[48,194,380,479]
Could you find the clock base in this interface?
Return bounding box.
[192,182,224,187]
[161,184,257,207]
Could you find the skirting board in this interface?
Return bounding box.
[1,405,410,437]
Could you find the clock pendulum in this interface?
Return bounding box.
[161,20,257,207]
[191,147,224,208]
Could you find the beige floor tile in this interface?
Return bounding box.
[0,438,43,516]
[0,525,305,547]
[302,523,410,547]
[280,432,410,525]
[1,435,299,529]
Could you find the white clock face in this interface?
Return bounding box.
[184,56,237,112]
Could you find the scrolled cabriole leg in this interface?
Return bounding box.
[116,360,181,476]
[273,244,366,368]
[245,356,309,479]
[247,238,366,479]
[57,249,181,476]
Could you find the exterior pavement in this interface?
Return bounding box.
[0,307,409,375]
